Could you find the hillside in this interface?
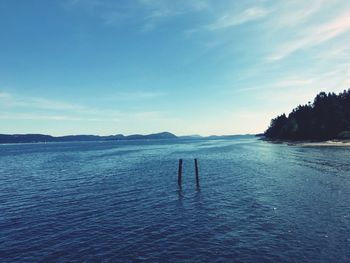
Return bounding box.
[0,132,177,144]
[265,90,350,141]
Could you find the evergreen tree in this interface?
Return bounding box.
[265,89,350,140]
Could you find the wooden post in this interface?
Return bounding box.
[195,158,199,187]
[178,159,183,187]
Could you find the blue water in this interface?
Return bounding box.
[1,136,350,262]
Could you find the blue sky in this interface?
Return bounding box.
[1,0,350,136]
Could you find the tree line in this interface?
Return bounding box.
[265,89,350,141]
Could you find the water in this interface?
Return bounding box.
[0,136,350,262]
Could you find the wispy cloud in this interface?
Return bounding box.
[267,10,350,61]
[0,91,169,127]
[66,0,271,33]
[65,0,103,12]
[101,11,129,26]
[0,90,126,120]
[269,0,325,28]
[0,112,85,121]
[207,7,270,31]
[104,91,164,101]
[232,78,313,93]
[138,0,209,17]
[138,0,212,31]
[0,92,12,99]
[273,78,314,88]
[66,0,211,31]
[0,91,90,112]
[313,44,350,60]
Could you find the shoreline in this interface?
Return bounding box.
[296,140,350,147]
[261,137,350,147]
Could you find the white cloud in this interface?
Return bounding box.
[268,11,350,61]
[273,78,314,88]
[207,7,270,31]
[0,112,85,121]
[104,91,164,101]
[68,0,211,30]
[0,91,124,118]
[0,91,175,134]
[0,92,12,99]
[172,109,274,135]
[231,77,314,93]
[66,0,270,33]
[0,92,89,112]
[269,0,325,28]
[137,0,211,31]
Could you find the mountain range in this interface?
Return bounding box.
[0,132,177,144]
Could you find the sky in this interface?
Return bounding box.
[1,0,350,136]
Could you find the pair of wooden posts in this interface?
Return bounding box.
[178,158,199,188]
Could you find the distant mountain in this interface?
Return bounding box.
[265,89,350,141]
[124,132,177,140]
[207,134,253,139]
[0,134,55,144]
[0,132,178,144]
[179,134,254,140]
[179,135,203,139]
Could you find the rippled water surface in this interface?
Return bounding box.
[1,136,350,262]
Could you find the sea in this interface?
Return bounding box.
[1,136,350,262]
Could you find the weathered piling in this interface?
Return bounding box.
[195,158,199,187]
[178,159,183,187]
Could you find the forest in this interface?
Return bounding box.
[264,89,350,141]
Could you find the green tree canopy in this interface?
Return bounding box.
[265,89,350,141]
